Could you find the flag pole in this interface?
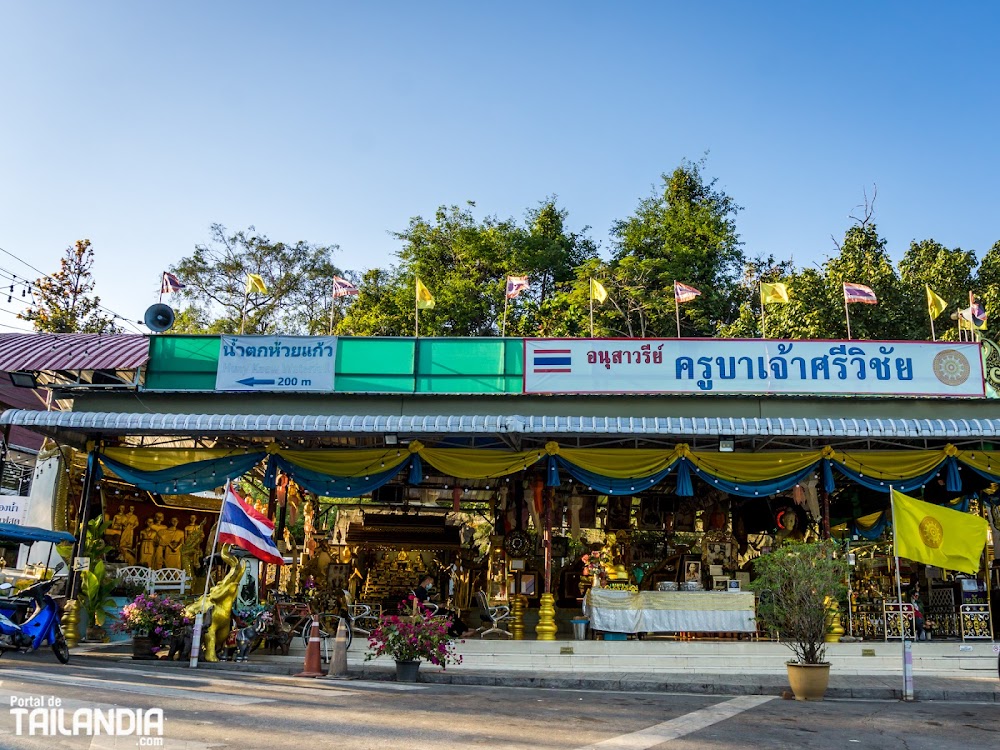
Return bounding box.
[329,280,337,335]
[502,292,509,338]
[674,283,681,339]
[760,282,767,339]
[930,309,936,342]
[190,480,227,668]
[158,273,164,304]
[239,284,250,335]
[589,279,594,338]
[889,485,914,701]
[415,280,419,338]
[844,295,852,341]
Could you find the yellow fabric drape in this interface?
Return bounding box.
[686,451,821,482]
[853,510,886,531]
[830,449,947,480]
[555,447,679,479]
[275,448,409,475]
[420,448,544,479]
[956,450,1000,475]
[101,447,259,472]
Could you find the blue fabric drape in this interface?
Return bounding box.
[98,452,266,495]
[686,461,820,499]
[831,461,948,494]
[851,512,889,540]
[820,459,836,494]
[547,455,676,496]
[265,454,412,498]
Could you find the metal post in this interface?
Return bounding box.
[68,449,99,601]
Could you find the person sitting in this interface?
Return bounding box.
[413,575,475,638]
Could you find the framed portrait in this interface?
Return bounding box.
[727,579,741,592]
[508,571,538,597]
[703,541,732,568]
[713,577,730,591]
[682,558,701,584]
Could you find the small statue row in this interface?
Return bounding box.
[107,504,207,572]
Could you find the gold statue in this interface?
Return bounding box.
[179,523,205,580]
[183,545,247,662]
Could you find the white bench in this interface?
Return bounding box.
[114,566,189,595]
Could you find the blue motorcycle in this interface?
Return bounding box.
[0,563,70,664]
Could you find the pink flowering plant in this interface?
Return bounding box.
[112,593,192,638]
[365,596,462,668]
[581,548,610,576]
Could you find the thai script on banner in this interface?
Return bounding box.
[217,336,337,392]
[523,339,985,397]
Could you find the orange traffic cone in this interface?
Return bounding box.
[296,618,325,677]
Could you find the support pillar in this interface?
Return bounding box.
[510,593,525,640]
[535,593,557,641]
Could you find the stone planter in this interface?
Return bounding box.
[786,662,831,701]
[395,660,421,682]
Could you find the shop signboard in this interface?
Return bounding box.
[0,496,28,526]
[216,336,337,392]
[523,339,985,397]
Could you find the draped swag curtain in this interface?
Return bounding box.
[96,443,1000,506]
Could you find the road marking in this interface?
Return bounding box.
[572,695,776,750]
[0,668,273,705]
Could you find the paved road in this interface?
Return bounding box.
[0,652,995,749]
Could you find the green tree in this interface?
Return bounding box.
[169,224,345,335]
[20,240,120,333]
[605,159,745,337]
[898,239,978,340]
[974,240,1000,333]
[340,201,595,337]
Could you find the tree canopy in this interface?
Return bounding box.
[21,240,120,333]
[168,224,345,335]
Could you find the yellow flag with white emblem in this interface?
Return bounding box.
[891,488,988,575]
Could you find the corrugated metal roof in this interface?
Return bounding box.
[3,409,1000,439]
[0,334,149,371]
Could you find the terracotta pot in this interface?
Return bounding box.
[786,662,831,701]
[395,660,421,682]
[131,633,162,660]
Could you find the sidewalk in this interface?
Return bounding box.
[71,639,1000,703]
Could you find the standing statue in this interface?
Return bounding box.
[183,545,247,662]
[138,518,158,568]
[150,512,167,569]
[121,505,139,552]
[160,517,185,570]
[180,523,205,580]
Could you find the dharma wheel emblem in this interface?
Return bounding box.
[932,349,970,386]
[918,516,944,549]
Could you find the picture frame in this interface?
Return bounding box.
[713,576,730,591]
[508,571,538,598]
[509,558,526,571]
[727,579,741,592]
[703,541,732,568]
[681,558,701,585]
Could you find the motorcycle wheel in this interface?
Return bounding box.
[51,629,70,664]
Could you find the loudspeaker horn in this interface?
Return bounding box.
[144,303,175,332]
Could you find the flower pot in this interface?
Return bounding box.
[131,633,162,660]
[786,662,831,701]
[395,660,421,682]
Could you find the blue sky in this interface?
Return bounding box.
[1,2,998,332]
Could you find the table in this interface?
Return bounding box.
[583,589,756,634]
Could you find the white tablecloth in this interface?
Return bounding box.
[583,589,756,633]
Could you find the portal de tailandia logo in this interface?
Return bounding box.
[10,694,164,744]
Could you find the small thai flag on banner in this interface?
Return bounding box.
[506,275,530,299]
[843,282,878,305]
[532,348,572,373]
[161,271,185,294]
[331,276,359,298]
[218,484,284,565]
[674,281,702,303]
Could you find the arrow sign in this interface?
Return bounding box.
[237,377,276,387]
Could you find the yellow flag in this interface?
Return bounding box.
[415,277,435,310]
[246,273,268,294]
[590,278,608,303]
[760,282,790,305]
[925,285,947,320]
[891,489,988,575]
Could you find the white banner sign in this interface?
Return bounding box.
[524,339,985,397]
[216,336,337,392]
[0,496,29,526]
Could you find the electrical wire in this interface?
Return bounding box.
[0,245,145,333]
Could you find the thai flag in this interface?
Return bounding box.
[506,275,530,299]
[674,281,702,303]
[161,271,185,294]
[218,484,284,565]
[331,276,359,298]
[843,282,878,305]
[532,348,572,373]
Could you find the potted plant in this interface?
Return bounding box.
[750,539,848,701]
[112,593,192,660]
[365,596,462,681]
[78,561,118,642]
